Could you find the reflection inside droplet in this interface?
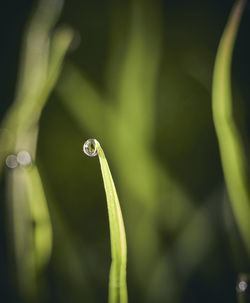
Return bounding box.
[6,154,18,168]
[83,139,99,157]
[17,151,32,166]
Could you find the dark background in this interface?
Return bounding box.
[1,0,250,302]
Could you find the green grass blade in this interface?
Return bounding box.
[24,165,53,272]
[1,0,73,299]
[212,0,250,254]
[6,167,37,299]
[0,3,73,177]
[83,139,128,303]
[56,63,109,137]
[117,0,162,145]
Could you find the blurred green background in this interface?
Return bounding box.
[1,0,250,302]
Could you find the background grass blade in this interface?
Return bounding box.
[24,165,53,272]
[0,0,73,176]
[212,0,250,255]
[1,0,73,300]
[84,139,128,303]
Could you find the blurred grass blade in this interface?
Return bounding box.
[212,0,250,254]
[6,164,53,298]
[15,0,63,106]
[24,165,53,272]
[117,0,162,145]
[12,25,74,143]
[57,64,108,137]
[84,139,128,303]
[1,0,73,300]
[0,4,73,176]
[6,167,37,300]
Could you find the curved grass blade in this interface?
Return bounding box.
[0,0,73,177]
[1,0,73,300]
[6,166,37,300]
[6,163,53,299]
[83,139,128,303]
[212,0,250,255]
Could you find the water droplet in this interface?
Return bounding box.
[83,139,99,157]
[17,151,32,166]
[6,154,18,168]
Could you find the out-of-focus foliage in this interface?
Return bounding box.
[1,0,250,302]
[0,0,73,301]
[212,0,250,256]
